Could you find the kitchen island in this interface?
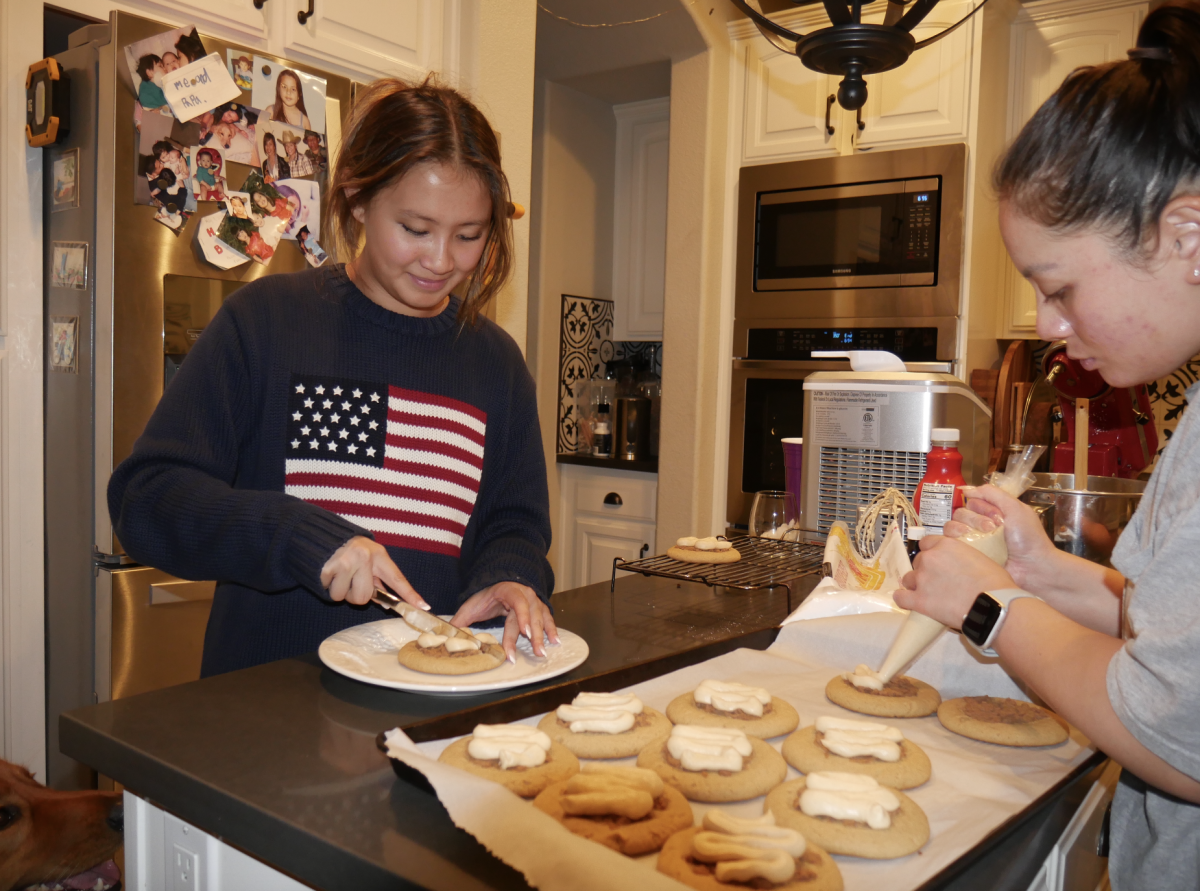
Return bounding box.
[61,573,1104,890]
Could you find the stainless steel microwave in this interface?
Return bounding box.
[735,144,967,362]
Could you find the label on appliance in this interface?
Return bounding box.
[918,483,956,528]
[810,391,890,447]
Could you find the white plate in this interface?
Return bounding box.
[318,618,590,694]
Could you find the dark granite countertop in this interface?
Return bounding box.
[61,571,1103,891]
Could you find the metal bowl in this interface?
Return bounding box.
[1019,473,1145,566]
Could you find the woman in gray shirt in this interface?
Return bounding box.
[898,2,1200,888]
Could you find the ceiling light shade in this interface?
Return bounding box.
[728,0,991,110]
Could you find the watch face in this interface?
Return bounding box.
[962,593,1002,647]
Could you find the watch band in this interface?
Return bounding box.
[965,588,1041,656]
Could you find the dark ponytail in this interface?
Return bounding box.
[995,0,1200,259]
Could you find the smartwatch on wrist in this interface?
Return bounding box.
[961,588,1041,656]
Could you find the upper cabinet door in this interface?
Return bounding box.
[148,0,270,40]
[739,37,842,163]
[281,0,442,79]
[855,0,976,150]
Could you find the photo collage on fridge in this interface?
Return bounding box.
[124,25,328,268]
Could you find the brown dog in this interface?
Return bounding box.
[0,759,122,891]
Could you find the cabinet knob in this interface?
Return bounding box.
[603,492,623,506]
[640,543,650,558]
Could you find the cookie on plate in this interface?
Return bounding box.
[938,696,1069,747]
[826,666,941,718]
[667,536,741,564]
[538,691,672,759]
[781,716,931,789]
[667,679,799,739]
[765,773,929,860]
[397,629,505,675]
[532,764,693,855]
[638,725,787,802]
[657,811,843,891]
[439,724,579,798]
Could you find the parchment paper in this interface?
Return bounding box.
[385,612,1096,891]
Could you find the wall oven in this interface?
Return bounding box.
[734,143,967,363]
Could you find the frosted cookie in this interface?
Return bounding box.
[657,810,843,891]
[781,716,931,789]
[532,764,693,855]
[637,725,787,802]
[537,692,672,759]
[825,666,941,718]
[667,679,800,739]
[667,536,742,565]
[938,696,1069,747]
[765,773,929,859]
[397,630,505,675]
[438,724,579,798]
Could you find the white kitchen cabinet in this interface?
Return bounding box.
[557,463,657,591]
[281,0,443,80]
[137,0,270,41]
[612,98,670,341]
[999,0,1146,337]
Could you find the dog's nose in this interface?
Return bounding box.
[107,802,124,834]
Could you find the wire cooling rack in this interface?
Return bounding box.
[611,535,827,596]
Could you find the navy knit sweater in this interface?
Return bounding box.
[108,265,553,677]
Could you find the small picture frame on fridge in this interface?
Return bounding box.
[50,241,89,290]
[49,316,80,374]
[51,148,80,212]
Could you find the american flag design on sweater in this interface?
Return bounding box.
[283,375,486,557]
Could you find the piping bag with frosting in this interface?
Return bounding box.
[872,446,1047,683]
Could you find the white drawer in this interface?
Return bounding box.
[572,469,657,522]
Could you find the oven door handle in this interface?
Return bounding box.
[732,359,849,371]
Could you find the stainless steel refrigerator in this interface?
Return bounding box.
[44,11,352,788]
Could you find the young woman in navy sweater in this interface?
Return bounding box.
[109,79,557,676]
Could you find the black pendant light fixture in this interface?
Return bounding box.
[728,0,992,110]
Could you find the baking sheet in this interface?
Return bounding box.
[385,612,1095,891]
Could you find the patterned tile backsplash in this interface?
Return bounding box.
[557,294,662,454]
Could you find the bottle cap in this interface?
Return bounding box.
[907,525,926,541]
[931,427,960,442]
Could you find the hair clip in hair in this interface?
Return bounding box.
[1127,46,1172,61]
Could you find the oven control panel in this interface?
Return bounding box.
[745,326,939,361]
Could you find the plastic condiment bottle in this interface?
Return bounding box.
[914,428,965,535]
[592,403,613,458]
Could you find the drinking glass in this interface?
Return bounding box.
[749,490,799,540]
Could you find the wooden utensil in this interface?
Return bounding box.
[1074,397,1089,485]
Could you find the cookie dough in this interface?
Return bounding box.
[781,720,931,789]
[765,776,929,860]
[666,681,800,739]
[396,630,505,676]
[532,767,693,855]
[825,671,941,719]
[667,536,741,565]
[439,728,579,798]
[657,823,843,891]
[637,728,788,803]
[938,696,1069,747]
[538,692,672,759]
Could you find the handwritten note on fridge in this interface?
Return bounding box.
[163,54,240,122]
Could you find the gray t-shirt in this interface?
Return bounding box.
[1107,381,1200,889]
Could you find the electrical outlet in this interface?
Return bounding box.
[173,845,198,891]
[165,815,203,891]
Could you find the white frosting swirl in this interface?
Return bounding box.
[844,663,886,691]
[815,715,903,761]
[474,631,498,645]
[676,536,699,547]
[799,771,900,829]
[691,809,805,884]
[417,632,482,652]
[467,724,552,769]
[580,762,665,797]
[556,692,644,735]
[445,637,482,653]
[417,632,448,649]
[667,725,752,772]
[694,679,771,717]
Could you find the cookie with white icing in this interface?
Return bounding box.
[825,666,941,718]
[537,692,672,758]
[781,717,931,789]
[667,679,800,739]
[765,773,929,860]
[397,630,504,675]
[667,536,741,564]
[438,724,579,798]
[637,725,787,802]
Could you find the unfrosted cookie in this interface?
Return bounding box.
[657,826,844,891]
[638,734,787,803]
[396,639,505,675]
[438,736,579,798]
[538,706,671,759]
[781,725,931,789]
[938,696,1069,747]
[825,674,941,718]
[765,777,929,859]
[533,778,692,855]
[667,691,800,739]
[667,545,742,565]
